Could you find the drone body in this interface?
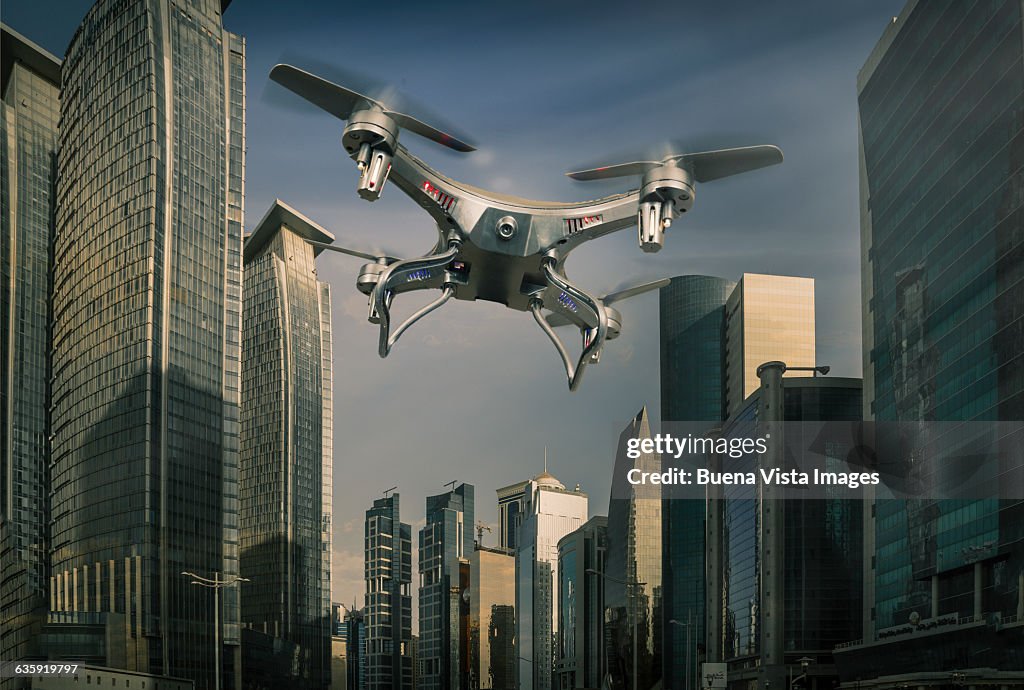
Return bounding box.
[270,64,783,390]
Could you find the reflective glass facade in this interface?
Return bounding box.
[714,379,863,688]
[606,408,661,690]
[470,546,515,690]
[658,275,733,690]
[554,516,606,690]
[725,274,816,417]
[364,494,412,690]
[418,484,473,690]
[0,25,60,672]
[49,1,244,685]
[240,203,334,688]
[851,0,1024,676]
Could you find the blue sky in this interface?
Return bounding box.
[4,0,905,608]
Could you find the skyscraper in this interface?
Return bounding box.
[724,274,816,417]
[419,483,474,690]
[49,0,245,684]
[554,516,607,690]
[658,273,815,689]
[364,493,412,690]
[497,481,529,553]
[469,545,515,690]
[0,23,60,673]
[240,200,334,688]
[516,471,588,690]
[709,376,864,690]
[837,0,1024,682]
[658,275,733,690]
[606,408,662,690]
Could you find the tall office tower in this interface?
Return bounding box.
[708,377,863,690]
[516,471,588,690]
[554,516,607,690]
[240,201,334,688]
[363,493,413,690]
[469,546,515,689]
[0,25,60,674]
[837,0,1024,682]
[419,483,474,690]
[345,608,367,690]
[658,275,733,690]
[724,273,815,417]
[497,480,528,552]
[606,408,662,690]
[49,0,245,685]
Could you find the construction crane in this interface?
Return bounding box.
[476,522,492,547]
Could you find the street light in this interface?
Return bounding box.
[587,569,646,690]
[669,616,699,690]
[181,570,250,690]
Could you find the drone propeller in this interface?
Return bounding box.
[566,145,783,183]
[546,277,670,328]
[269,64,475,153]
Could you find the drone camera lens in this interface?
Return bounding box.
[496,216,518,240]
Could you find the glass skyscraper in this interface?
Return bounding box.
[554,516,607,690]
[363,493,412,690]
[711,378,864,690]
[840,0,1024,680]
[658,275,733,690]
[0,24,60,673]
[48,0,245,685]
[469,546,515,690]
[419,483,474,690]
[497,480,528,553]
[606,407,662,690]
[240,200,334,688]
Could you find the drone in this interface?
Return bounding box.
[269,64,783,390]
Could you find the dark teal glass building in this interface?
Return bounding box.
[364,493,413,690]
[845,0,1024,681]
[659,275,734,690]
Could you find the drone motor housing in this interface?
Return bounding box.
[343,107,399,201]
[605,305,623,340]
[637,164,695,253]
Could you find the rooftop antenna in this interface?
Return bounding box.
[443,479,457,492]
[382,486,398,498]
[544,446,548,474]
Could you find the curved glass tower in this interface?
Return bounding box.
[240,201,334,688]
[49,0,245,685]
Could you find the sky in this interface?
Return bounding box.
[4,0,906,611]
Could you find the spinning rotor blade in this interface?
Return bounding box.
[566,145,782,183]
[603,278,671,305]
[545,277,671,327]
[305,239,400,264]
[669,145,783,183]
[565,161,660,181]
[269,64,476,152]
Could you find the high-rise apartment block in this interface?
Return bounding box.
[0,23,61,672]
[240,200,334,687]
[48,0,245,683]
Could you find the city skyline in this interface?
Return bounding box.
[0,0,906,612]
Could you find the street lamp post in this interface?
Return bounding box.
[182,570,250,690]
[587,569,646,690]
[669,615,698,690]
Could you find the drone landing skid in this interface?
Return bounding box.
[372,243,461,357]
[531,259,608,391]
